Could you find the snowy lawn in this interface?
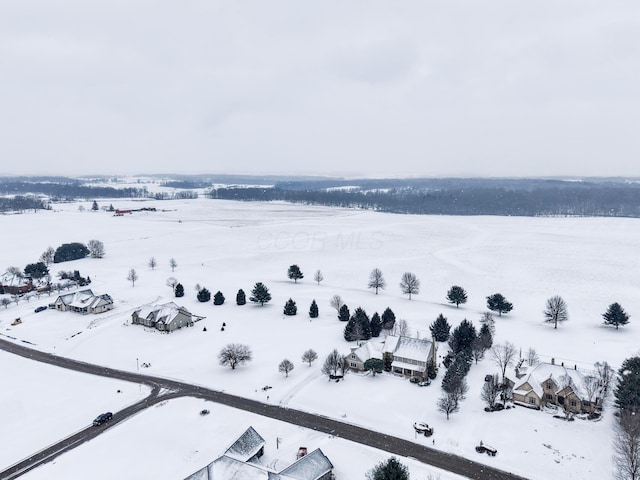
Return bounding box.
[0,197,633,479]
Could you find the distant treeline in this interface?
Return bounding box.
[0,180,147,202]
[208,178,640,217]
[0,195,49,213]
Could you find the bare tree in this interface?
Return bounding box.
[313,269,324,285]
[481,374,501,409]
[329,295,343,313]
[391,319,410,337]
[1,298,10,308]
[368,268,386,294]
[7,266,22,279]
[169,258,177,272]
[582,375,600,411]
[614,410,640,480]
[490,342,517,384]
[595,361,614,396]
[399,272,420,300]
[301,349,318,366]
[166,277,178,291]
[127,268,138,287]
[40,246,55,266]
[543,295,569,329]
[278,359,295,377]
[321,349,345,377]
[87,239,105,258]
[480,312,495,335]
[218,344,252,370]
[526,347,540,367]
[437,392,460,420]
[11,294,20,305]
[148,257,157,270]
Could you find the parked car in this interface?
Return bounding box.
[34,306,47,313]
[417,380,431,386]
[475,442,497,456]
[413,422,434,437]
[92,412,113,426]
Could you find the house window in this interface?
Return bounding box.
[349,362,357,368]
[546,394,553,400]
[546,382,552,389]
[351,354,356,359]
[570,400,577,407]
[529,397,536,404]
[582,401,590,407]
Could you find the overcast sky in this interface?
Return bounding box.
[1,1,639,178]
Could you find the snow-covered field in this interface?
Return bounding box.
[1,196,634,479]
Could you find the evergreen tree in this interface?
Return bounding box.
[370,312,382,337]
[108,204,115,212]
[344,317,358,341]
[448,319,477,355]
[236,289,246,305]
[91,200,99,211]
[477,323,493,351]
[309,299,319,318]
[338,304,350,322]
[24,262,49,279]
[213,291,225,305]
[250,282,271,306]
[486,293,513,316]
[429,313,451,342]
[53,242,90,263]
[381,307,396,330]
[603,302,630,330]
[366,457,409,480]
[287,264,304,283]
[364,358,385,376]
[197,287,211,302]
[174,283,184,298]
[615,356,640,412]
[283,298,297,316]
[446,285,468,307]
[352,307,372,341]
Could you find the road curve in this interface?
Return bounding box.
[0,338,528,480]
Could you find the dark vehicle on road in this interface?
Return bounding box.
[413,422,434,437]
[34,306,47,313]
[92,412,113,426]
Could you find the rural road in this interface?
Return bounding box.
[0,338,528,480]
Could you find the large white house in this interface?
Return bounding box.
[51,289,114,315]
[184,426,334,480]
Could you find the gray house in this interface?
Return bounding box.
[52,289,114,314]
[131,301,192,332]
[184,426,334,480]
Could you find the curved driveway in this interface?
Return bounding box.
[0,338,528,480]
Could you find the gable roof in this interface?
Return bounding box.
[224,426,265,462]
[351,341,383,363]
[133,301,190,324]
[277,448,334,480]
[384,335,433,361]
[514,362,587,399]
[56,289,113,309]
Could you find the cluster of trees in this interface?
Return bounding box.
[209,177,640,218]
[436,316,493,419]
[339,304,396,342]
[51,241,105,263]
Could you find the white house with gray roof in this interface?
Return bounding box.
[184,426,334,480]
[52,289,114,314]
[131,300,192,332]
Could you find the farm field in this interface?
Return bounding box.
[1,196,636,479]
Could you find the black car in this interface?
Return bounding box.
[34,306,47,313]
[92,412,113,426]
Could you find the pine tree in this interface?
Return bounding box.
[287,264,304,283]
[370,312,382,337]
[197,287,211,302]
[366,457,410,480]
[213,291,225,305]
[448,319,477,355]
[91,200,99,211]
[603,302,630,330]
[381,307,396,331]
[615,356,640,412]
[174,283,184,298]
[338,304,350,322]
[236,289,246,305]
[486,293,513,316]
[250,282,271,306]
[309,300,319,318]
[446,285,468,307]
[429,313,451,342]
[283,298,297,316]
[478,323,493,351]
[343,317,358,341]
[352,307,371,341]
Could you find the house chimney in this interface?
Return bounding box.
[551,358,555,365]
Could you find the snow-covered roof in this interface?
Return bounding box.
[57,289,94,305]
[514,362,587,398]
[0,272,31,287]
[134,301,190,324]
[277,448,334,480]
[392,360,426,372]
[212,455,271,480]
[351,341,383,362]
[384,335,433,362]
[224,426,265,462]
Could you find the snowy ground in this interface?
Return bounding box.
[1,196,633,479]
